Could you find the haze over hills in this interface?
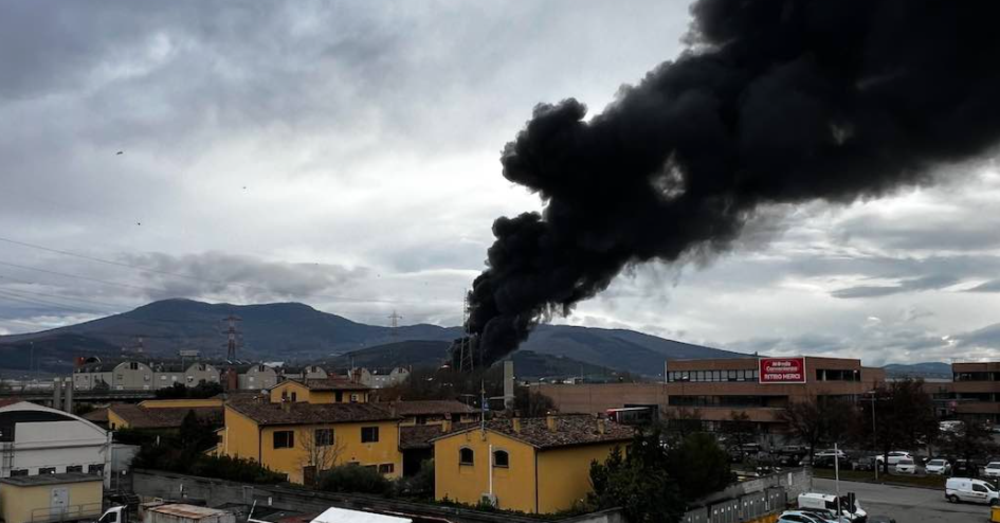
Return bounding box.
[0,298,746,375]
[882,362,953,380]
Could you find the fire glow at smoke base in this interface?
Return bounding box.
[453,0,1000,369]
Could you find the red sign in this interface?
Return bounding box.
[758,358,806,384]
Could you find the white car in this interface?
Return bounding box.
[780,510,838,523]
[894,458,917,474]
[925,459,952,475]
[875,451,913,465]
[814,449,848,460]
[984,462,1000,478]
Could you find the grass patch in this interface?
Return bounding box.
[813,468,947,489]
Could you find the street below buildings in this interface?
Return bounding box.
[813,478,987,523]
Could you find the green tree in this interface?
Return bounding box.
[778,395,857,464]
[319,464,393,495]
[939,422,997,471]
[514,386,556,417]
[589,429,685,523]
[666,432,734,501]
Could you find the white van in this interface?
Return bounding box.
[798,492,866,521]
[945,477,1000,505]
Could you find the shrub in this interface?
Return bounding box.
[395,459,434,499]
[319,464,393,495]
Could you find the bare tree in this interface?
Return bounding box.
[300,426,346,485]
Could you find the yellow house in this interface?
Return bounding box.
[138,398,224,409]
[221,397,402,484]
[0,473,103,523]
[391,400,478,427]
[107,404,223,431]
[434,415,634,514]
[269,379,371,404]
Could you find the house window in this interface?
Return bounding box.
[336,392,344,402]
[66,465,83,473]
[416,415,428,425]
[493,450,509,468]
[88,464,104,475]
[39,467,56,475]
[361,427,379,443]
[291,392,297,402]
[350,394,359,403]
[378,463,394,474]
[274,431,295,449]
[315,428,334,447]
[10,469,27,477]
[459,448,475,465]
[129,362,139,370]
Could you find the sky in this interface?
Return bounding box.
[1,0,999,366]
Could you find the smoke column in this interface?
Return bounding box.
[456,0,1000,368]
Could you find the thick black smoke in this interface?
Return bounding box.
[454,0,1000,369]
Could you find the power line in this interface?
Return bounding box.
[0,274,126,309]
[0,259,166,294]
[0,289,100,315]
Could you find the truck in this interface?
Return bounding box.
[96,504,235,523]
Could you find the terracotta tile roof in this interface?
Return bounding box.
[226,398,398,426]
[83,408,109,423]
[399,422,477,450]
[390,400,476,417]
[436,415,635,450]
[300,378,371,392]
[110,404,223,429]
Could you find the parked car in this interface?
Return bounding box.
[940,420,964,434]
[853,456,876,471]
[875,451,913,465]
[984,462,1000,478]
[799,508,850,523]
[815,449,848,459]
[946,477,1000,505]
[894,458,917,474]
[954,459,980,477]
[925,458,952,475]
[798,493,866,522]
[779,510,836,523]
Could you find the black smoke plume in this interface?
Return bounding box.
[453,0,1000,369]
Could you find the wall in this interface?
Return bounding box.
[434,430,537,513]
[221,407,261,462]
[270,382,312,403]
[537,443,620,514]
[0,480,103,523]
[112,363,154,391]
[108,409,128,430]
[533,383,667,415]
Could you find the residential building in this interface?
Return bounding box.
[433,415,633,514]
[279,365,329,381]
[220,397,402,484]
[73,361,153,391]
[391,400,478,426]
[269,379,371,404]
[150,362,221,389]
[106,403,223,431]
[536,356,885,435]
[0,400,109,479]
[351,367,411,389]
[237,364,279,390]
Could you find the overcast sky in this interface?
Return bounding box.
[2,0,999,366]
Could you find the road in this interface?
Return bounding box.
[813,478,988,523]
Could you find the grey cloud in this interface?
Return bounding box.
[965,280,1000,293]
[831,274,960,299]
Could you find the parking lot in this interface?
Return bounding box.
[813,478,989,523]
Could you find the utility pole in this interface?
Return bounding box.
[870,392,878,481]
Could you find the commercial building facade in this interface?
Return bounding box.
[535,356,885,435]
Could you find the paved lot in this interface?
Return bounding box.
[813,478,989,523]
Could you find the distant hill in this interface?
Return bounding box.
[0,299,746,376]
[883,362,953,379]
[329,340,616,379]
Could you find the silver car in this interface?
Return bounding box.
[925,459,951,475]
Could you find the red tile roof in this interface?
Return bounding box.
[110,404,223,429]
[435,415,634,450]
[390,400,475,417]
[300,378,371,392]
[226,398,398,426]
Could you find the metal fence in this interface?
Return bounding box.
[683,485,788,523]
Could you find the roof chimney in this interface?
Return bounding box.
[546,415,557,432]
[280,399,291,413]
[512,417,521,434]
[597,418,607,435]
[442,419,453,433]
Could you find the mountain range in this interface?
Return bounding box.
[0,298,746,376]
[882,362,953,379]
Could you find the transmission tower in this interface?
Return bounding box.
[222,314,243,361]
[388,310,403,338]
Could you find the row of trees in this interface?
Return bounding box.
[777,378,995,474]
